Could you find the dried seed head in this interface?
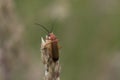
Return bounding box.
[41,37,46,49]
[41,37,45,44]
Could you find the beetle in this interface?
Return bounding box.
[35,23,59,62]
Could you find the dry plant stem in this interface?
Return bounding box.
[41,38,61,80]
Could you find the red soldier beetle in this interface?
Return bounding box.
[35,23,59,62]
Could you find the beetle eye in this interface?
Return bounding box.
[48,34,50,36]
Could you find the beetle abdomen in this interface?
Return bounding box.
[51,42,59,62]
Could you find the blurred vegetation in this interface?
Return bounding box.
[13,0,120,80]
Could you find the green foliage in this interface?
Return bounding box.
[15,0,120,80]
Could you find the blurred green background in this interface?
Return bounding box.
[13,0,120,80]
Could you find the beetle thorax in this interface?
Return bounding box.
[48,33,56,40]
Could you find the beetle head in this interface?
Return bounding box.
[48,33,56,40]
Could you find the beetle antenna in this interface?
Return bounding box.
[50,19,57,32]
[35,23,50,34]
